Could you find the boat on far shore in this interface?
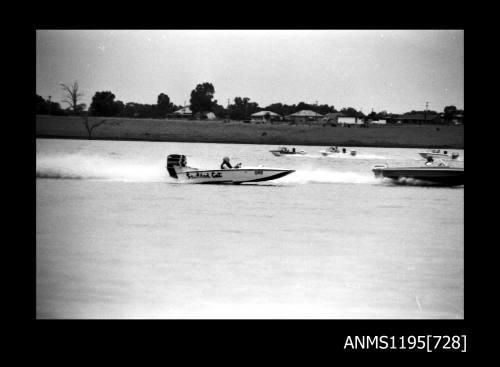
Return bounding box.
[418,149,459,160]
[269,147,306,156]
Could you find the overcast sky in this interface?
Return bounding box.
[36,30,464,114]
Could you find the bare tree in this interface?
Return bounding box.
[82,116,107,140]
[81,116,120,140]
[60,81,84,114]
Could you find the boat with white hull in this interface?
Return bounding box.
[166,154,294,184]
[269,147,306,156]
[372,163,464,186]
[319,146,357,156]
[418,149,459,160]
[319,146,340,156]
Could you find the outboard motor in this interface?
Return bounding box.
[166,154,186,179]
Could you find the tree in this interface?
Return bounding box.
[228,97,260,120]
[443,105,458,121]
[90,91,118,116]
[82,116,107,139]
[81,116,120,139]
[341,107,361,117]
[189,82,216,117]
[367,110,378,120]
[114,100,125,117]
[36,94,48,114]
[211,102,226,119]
[60,82,85,115]
[36,94,65,115]
[156,93,172,118]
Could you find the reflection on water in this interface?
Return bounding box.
[36,139,463,319]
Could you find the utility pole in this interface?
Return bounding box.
[425,101,429,124]
[48,96,52,115]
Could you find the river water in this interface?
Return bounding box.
[36,138,464,319]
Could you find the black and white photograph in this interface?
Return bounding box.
[36,30,464,320]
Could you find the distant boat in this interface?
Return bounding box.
[166,154,294,184]
[320,147,357,156]
[269,147,306,156]
[372,162,464,186]
[418,149,459,160]
[319,146,340,156]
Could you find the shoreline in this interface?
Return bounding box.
[36,115,464,149]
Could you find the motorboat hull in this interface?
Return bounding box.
[176,168,294,184]
[372,166,464,186]
[319,150,339,156]
[419,152,459,160]
[269,148,306,156]
[320,149,356,156]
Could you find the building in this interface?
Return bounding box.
[394,113,440,124]
[452,113,464,125]
[322,112,346,124]
[369,119,387,125]
[285,110,323,123]
[172,106,216,120]
[250,110,282,122]
[172,106,192,117]
[338,116,364,125]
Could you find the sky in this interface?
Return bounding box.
[36,30,464,114]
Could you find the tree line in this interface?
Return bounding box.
[36,81,463,123]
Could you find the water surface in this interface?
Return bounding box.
[36,139,464,318]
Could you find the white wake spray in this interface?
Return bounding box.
[278,169,378,184]
[36,153,380,185]
[36,153,170,182]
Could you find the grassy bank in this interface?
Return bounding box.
[36,115,464,148]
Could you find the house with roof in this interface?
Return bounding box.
[368,119,387,125]
[394,113,440,124]
[172,106,216,120]
[250,110,282,122]
[322,112,346,124]
[338,116,364,125]
[285,110,323,123]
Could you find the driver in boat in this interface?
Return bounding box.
[221,156,241,169]
[425,156,448,167]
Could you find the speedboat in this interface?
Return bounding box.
[320,147,356,156]
[269,147,306,156]
[166,154,295,184]
[372,161,464,186]
[319,146,340,156]
[418,149,459,160]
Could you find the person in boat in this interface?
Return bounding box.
[435,159,448,167]
[221,156,241,169]
[221,156,233,169]
[425,156,448,167]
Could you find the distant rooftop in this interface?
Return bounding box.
[287,109,323,117]
[251,110,281,117]
[396,113,438,120]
